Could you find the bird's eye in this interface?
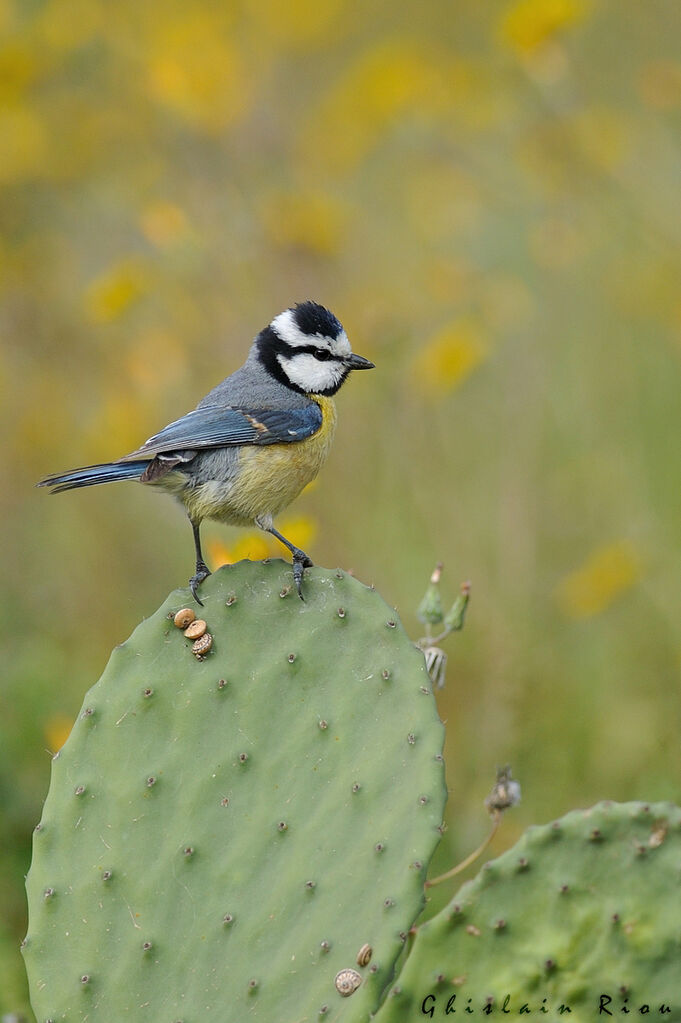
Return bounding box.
[313,349,332,362]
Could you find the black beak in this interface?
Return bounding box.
[346,353,375,370]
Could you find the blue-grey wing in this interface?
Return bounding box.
[119,405,323,461]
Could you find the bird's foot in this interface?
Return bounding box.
[189,562,211,606]
[291,549,314,601]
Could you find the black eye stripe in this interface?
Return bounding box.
[288,344,335,360]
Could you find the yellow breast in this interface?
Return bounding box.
[206,395,337,526]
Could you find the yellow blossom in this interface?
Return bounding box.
[205,534,272,566]
[140,200,190,248]
[205,538,233,568]
[500,0,588,54]
[413,320,488,395]
[204,516,318,567]
[555,542,642,619]
[147,12,250,133]
[275,515,318,552]
[44,713,73,753]
[84,258,150,324]
[299,40,469,174]
[0,104,48,184]
[244,0,345,48]
[260,191,349,256]
[0,43,41,100]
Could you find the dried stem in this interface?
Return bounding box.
[425,811,501,889]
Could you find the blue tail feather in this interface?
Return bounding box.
[38,460,149,493]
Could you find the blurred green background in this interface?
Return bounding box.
[3,0,681,1015]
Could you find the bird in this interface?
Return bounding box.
[38,301,374,604]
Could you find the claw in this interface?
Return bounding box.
[189,563,211,606]
[262,524,314,601]
[292,559,306,600]
[291,548,313,601]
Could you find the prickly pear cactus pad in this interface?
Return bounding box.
[23,561,446,1023]
[374,801,681,1023]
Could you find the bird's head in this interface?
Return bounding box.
[255,301,374,396]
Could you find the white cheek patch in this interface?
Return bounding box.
[277,353,345,393]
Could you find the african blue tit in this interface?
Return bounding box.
[39,301,374,603]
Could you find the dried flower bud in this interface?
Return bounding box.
[417,563,445,626]
[485,765,521,813]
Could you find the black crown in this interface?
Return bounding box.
[292,301,343,340]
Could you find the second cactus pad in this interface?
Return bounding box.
[24,561,446,1022]
[374,801,681,1021]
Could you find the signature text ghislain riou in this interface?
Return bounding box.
[421,994,674,1017]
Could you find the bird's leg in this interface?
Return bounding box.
[264,525,313,600]
[189,519,211,605]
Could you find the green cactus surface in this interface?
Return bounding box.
[374,801,681,1023]
[23,561,446,1022]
